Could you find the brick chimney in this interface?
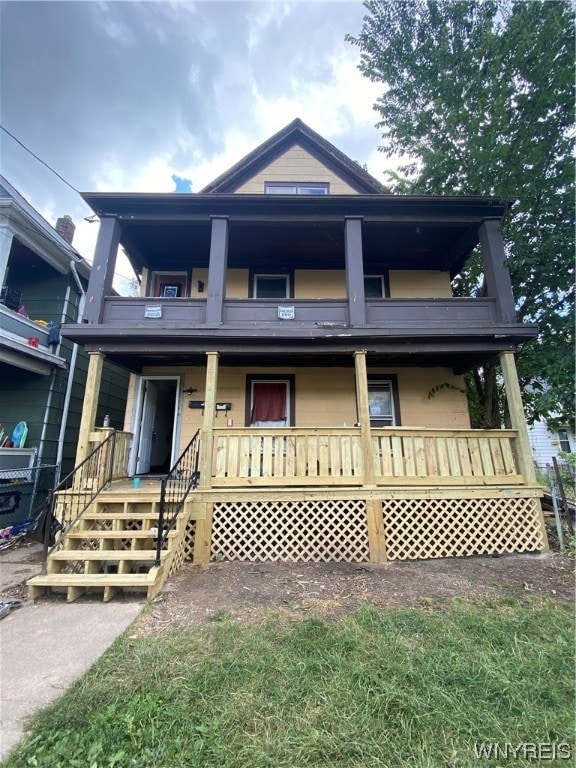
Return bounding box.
[55,214,75,245]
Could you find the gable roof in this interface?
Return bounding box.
[200,118,386,194]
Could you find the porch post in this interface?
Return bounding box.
[206,216,229,325]
[83,216,121,324]
[499,351,536,484]
[75,351,105,466]
[198,351,219,489]
[345,216,366,326]
[479,219,516,323]
[500,351,549,550]
[354,350,375,485]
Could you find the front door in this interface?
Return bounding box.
[136,381,158,474]
[131,377,181,475]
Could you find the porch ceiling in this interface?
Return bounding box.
[78,340,519,376]
[83,193,511,278]
[119,219,476,275]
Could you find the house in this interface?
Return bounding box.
[27,120,548,601]
[529,418,574,468]
[0,176,129,528]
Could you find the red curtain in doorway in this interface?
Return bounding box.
[250,383,287,424]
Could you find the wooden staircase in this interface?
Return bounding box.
[27,495,190,603]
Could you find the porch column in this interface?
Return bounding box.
[83,216,121,323]
[499,352,536,484]
[75,351,105,466]
[354,350,375,485]
[345,216,366,326]
[0,223,14,287]
[479,219,516,323]
[198,351,219,489]
[206,216,229,325]
[500,351,548,550]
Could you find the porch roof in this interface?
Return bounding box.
[80,193,512,278]
[65,325,535,375]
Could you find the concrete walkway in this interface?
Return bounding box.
[0,543,143,759]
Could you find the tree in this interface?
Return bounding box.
[348,0,575,428]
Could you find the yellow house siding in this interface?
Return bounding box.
[396,369,470,428]
[123,372,138,431]
[234,145,360,195]
[136,365,470,451]
[294,270,347,298]
[191,267,249,298]
[389,270,453,298]
[186,268,450,299]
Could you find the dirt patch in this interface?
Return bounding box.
[137,552,575,634]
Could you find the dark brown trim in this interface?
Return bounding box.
[244,373,296,427]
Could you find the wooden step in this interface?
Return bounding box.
[83,512,161,521]
[50,550,166,561]
[28,573,154,587]
[27,569,162,602]
[67,530,170,540]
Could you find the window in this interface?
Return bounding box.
[364,275,388,298]
[557,429,572,453]
[254,274,290,298]
[151,273,187,298]
[265,182,329,195]
[245,375,295,427]
[367,377,400,427]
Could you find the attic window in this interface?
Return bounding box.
[265,182,329,195]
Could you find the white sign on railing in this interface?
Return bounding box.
[145,305,162,318]
[278,306,295,320]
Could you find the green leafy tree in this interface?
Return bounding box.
[348,0,574,428]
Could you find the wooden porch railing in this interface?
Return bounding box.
[210,427,522,487]
[88,429,133,480]
[213,428,364,486]
[372,428,521,485]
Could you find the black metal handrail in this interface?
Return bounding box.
[156,430,201,566]
[41,430,117,562]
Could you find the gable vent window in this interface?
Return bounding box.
[265,183,329,195]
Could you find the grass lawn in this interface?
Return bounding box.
[3,598,574,767]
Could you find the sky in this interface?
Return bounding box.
[0,0,394,292]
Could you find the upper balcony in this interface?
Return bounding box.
[62,193,537,369]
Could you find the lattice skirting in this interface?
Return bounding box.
[211,499,370,562]
[383,497,545,560]
[170,519,196,575]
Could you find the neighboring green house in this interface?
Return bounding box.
[0,176,129,525]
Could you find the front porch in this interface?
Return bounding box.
[27,350,547,601]
[27,421,546,602]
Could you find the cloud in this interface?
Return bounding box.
[0,1,392,290]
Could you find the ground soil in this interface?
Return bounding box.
[2,529,573,633]
[136,551,575,634]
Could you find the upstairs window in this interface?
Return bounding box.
[254,274,290,299]
[364,275,388,298]
[151,272,187,298]
[265,182,329,195]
